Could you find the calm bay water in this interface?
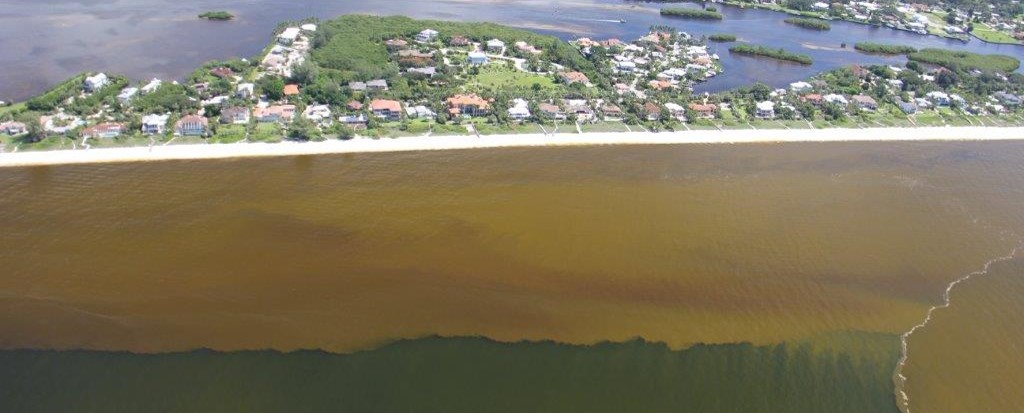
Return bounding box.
[2,142,1024,410]
[2,0,1024,101]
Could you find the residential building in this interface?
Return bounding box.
[407,66,437,77]
[366,79,389,91]
[538,102,565,120]
[236,83,255,99]
[385,38,408,50]
[467,51,489,65]
[81,123,125,139]
[278,27,301,45]
[303,104,332,123]
[688,103,717,119]
[926,91,950,106]
[415,29,439,43]
[349,81,367,92]
[446,94,489,117]
[339,114,368,129]
[486,39,505,53]
[789,81,813,93]
[824,94,849,105]
[0,121,27,135]
[347,100,364,111]
[895,98,918,114]
[566,102,595,122]
[664,102,686,121]
[449,36,471,47]
[755,101,775,119]
[559,71,589,85]
[141,114,169,135]
[220,106,251,124]
[642,102,661,121]
[283,84,300,97]
[117,87,139,104]
[370,99,403,121]
[802,94,824,106]
[254,105,297,123]
[405,105,436,119]
[508,98,531,121]
[210,67,235,79]
[601,104,624,121]
[995,91,1021,106]
[84,73,108,92]
[174,115,209,136]
[141,78,162,95]
[852,94,878,110]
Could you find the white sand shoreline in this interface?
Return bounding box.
[1,126,1022,168]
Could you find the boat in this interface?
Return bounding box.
[619,19,627,23]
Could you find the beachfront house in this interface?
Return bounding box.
[370,99,403,121]
[220,106,251,124]
[303,104,333,124]
[81,123,125,139]
[664,102,686,122]
[278,27,301,45]
[416,29,439,43]
[508,99,531,121]
[566,101,596,122]
[994,91,1021,106]
[926,91,950,106]
[538,102,565,120]
[446,94,489,117]
[141,114,169,135]
[254,105,297,123]
[601,104,624,121]
[339,114,368,130]
[688,103,717,119]
[789,81,813,93]
[174,115,208,137]
[895,98,918,114]
[755,101,776,119]
[642,102,661,121]
[0,121,27,136]
[405,105,436,119]
[84,73,109,92]
[467,51,489,65]
[852,95,878,111]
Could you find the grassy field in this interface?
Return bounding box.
[970,23,1022,45]
[473,62,556,90]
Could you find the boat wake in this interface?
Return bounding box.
[892,241,1022,413]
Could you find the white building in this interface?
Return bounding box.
[84,73,109,92]
[236,83,255,99]
[508,98,531,121]
[303,104,333,123]
[416,29,439,43]
[926,91,950,106]
[467,51,489,65]
[755,101,775,119]
[486,39,505,53]
[789,81,813,93]
[278,27,301,45]
[824,94,849,105]
[141,78,162,95]
[404,105,436,119]
[141,114,170,135]
[117,87,138,104]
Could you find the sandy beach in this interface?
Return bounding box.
[1,126,1022,168]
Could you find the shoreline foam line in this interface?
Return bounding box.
[1,126,1022,168]
[892,242,1022,413]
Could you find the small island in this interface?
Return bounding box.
[728,44,813,65]
[783,17,830,30]
[660,7,724,20]
[199,11,235,21]
[708,33,737,42]
[853,43,918,55]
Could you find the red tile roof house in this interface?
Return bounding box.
[81,123,125,139]
[174,115,209,137]
[851,94,878,110]
[446,94,490,117]
[210,67,236,79]
[687,103,718,119]
[802,93,824,106]
[559,71,590,85]
[283,84,300,97]
[0,121,27,136]
[642,102,662,121]
[347,100,364,111]
[254,105,297,123]
[370,99,403,122]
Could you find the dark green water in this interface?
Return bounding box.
[0,335,899,413]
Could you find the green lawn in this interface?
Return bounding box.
[210,124,247,143]
[473,62,556,90]
[970,23,1022,45]
[251,123,283,142]
[581,121,629,133]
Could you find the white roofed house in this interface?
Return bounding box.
[664,102,686,122]
[366,79,389,91]
[824,94,849,106]
[404,105,436,119]
[236,83,255,99]
[141,114,170,135]
[926,91,950,106]
[407,67,437,78]
[486,39,505,53]
[303,104,333,125]
[755,101,776,119]
[278,27,301,45]
[141,78,162,95]
[117,87,138,104]
[467,51,489,65]
[789,81,813,93]
[415,29,439,43]
[507,98,531,121]
[220,106,251,125]
[84,73,109,93]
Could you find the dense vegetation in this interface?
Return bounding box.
[198,11,234,21]
[312,15,594,82]
[853,42,919,55]
[729,44,814,65]
[0,336,901,413]
[25,74,87,111]
[908,48,1020,72]
[708,33,737,42]
[660,7,725,20]
[784,17,831,30]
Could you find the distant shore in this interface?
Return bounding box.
[1,126,1022,168]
